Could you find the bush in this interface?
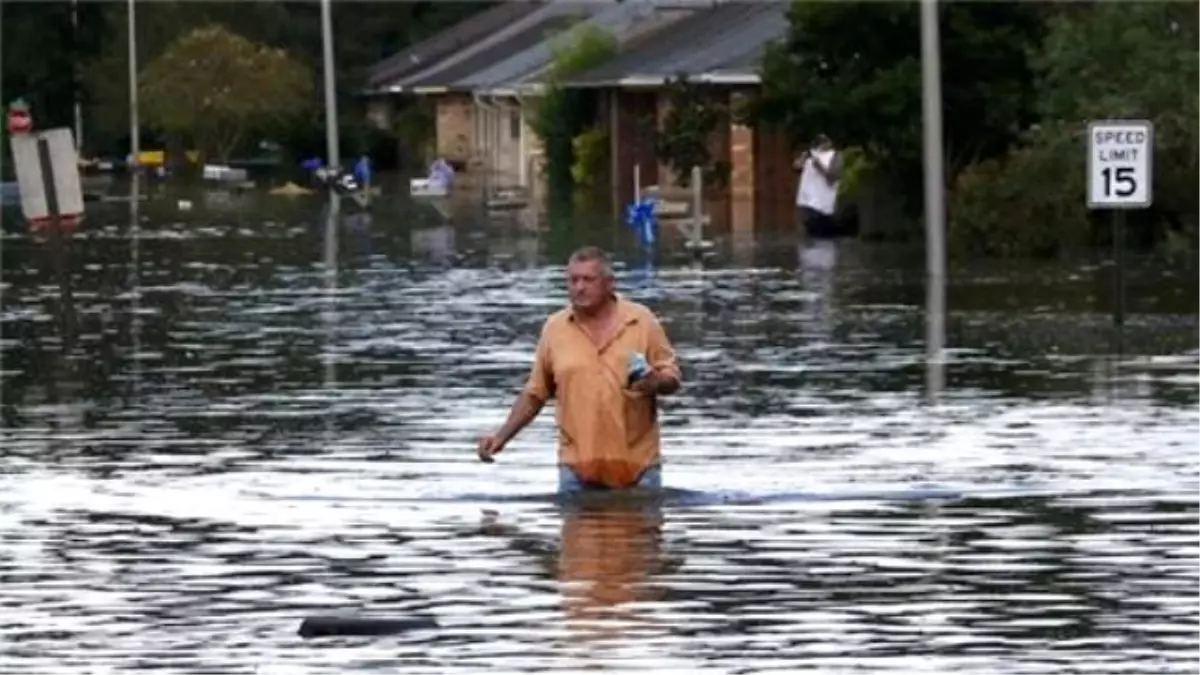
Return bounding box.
[571,126,609,210]
[949,124,1091,258]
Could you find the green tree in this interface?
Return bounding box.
[76,1,492,162]
[949,2,1198,258]
[756,1,1047,215]
[138,25,313,163]
[656,76,730,188]
[531,23,617,213]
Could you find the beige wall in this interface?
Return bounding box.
[434,94,475,163]
[730,121,755,235]
[474,98,524,186]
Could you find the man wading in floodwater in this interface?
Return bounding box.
[476,246,682,493]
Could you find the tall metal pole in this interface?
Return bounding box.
[0,1,5,416]
[321,0,340,176]
[127,0,139,167]
[320,0,340,402]
[128,0,142,399]
[72,0,84,150]
[920,0,946,402]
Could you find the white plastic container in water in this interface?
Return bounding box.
[202,164,249,183]
[410,178,448,198]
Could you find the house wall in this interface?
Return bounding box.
[606,89,659,218]
[702,91,732,233]
[754,124,797,232]
[645,86,737,233]
[434,93,475,164]
[473,97,524,189]
[729,115,755,236]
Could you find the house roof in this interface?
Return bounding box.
[461,1,698,94]
[562,1,787,88]
[365,3,544,93]
[378,2,607,94]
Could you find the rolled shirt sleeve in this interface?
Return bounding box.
[644,315,681,387]
[522,319,555,402]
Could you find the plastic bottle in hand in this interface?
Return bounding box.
[627,351,650,387]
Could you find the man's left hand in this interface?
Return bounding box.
[631,371,666,395]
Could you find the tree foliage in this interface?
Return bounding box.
[2,1,491,161]
[531,23,617,213]
[756,1,1046,212]
[656,76,729,188]
[949,2,1198,257]
[138,25,313,162]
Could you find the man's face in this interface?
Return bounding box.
[567,259,613,312]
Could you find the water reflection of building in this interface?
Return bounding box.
[410,224,456,266]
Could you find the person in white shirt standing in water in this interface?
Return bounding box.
[793,134,844,269]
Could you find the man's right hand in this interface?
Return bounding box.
[477,434,505,463]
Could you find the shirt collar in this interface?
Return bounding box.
[567,293,638,325]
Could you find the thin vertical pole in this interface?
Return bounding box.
[1112,211,1125,328]
[321,0,340,176]
[920,0,946,402]
[73,0,84,150]
[0,4,5,414]
[128,0,139,168]
[128,0,142,400]
[320,0,339,399]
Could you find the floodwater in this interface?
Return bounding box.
[1,189,1197,674]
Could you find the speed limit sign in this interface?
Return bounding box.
[1087,119,1153,209]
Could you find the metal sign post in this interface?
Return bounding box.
[1086,119,1154,330]
[320,0,340,412]
[919,0,946,403]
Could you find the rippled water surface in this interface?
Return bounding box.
[1,197,1197,674]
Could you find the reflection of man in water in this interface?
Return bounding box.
[794,134,844,271]
[558,499,670,618]
[480,498,678,637]
[476,246,682,493]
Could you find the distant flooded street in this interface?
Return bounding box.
[0,188,1196,674]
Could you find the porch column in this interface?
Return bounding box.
[729,90,755,235]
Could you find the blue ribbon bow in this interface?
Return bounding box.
[624,197,658,247]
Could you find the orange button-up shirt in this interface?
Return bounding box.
[523,296,681,488]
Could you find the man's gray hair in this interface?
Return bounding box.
[568,246,614,278]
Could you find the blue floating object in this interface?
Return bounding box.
[624,197,658,247]
[353,156,373,185]
[301,157,325,172]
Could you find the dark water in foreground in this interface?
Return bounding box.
[0,194,1197,674]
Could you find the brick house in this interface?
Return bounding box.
[362,3,543,164]
[366,1,697,204]
[561,2,795,236]
[365,2,590,188]
[363,1,802,235]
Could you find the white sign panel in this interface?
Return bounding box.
[1087,120,1153,209]
[9,127,84,221]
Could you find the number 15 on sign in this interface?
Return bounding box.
[1087,120,1154,209]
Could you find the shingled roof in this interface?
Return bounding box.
[562,1,786,88]
[365,3,545,93]
[379,2,610,94]
[460,1,696,94]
